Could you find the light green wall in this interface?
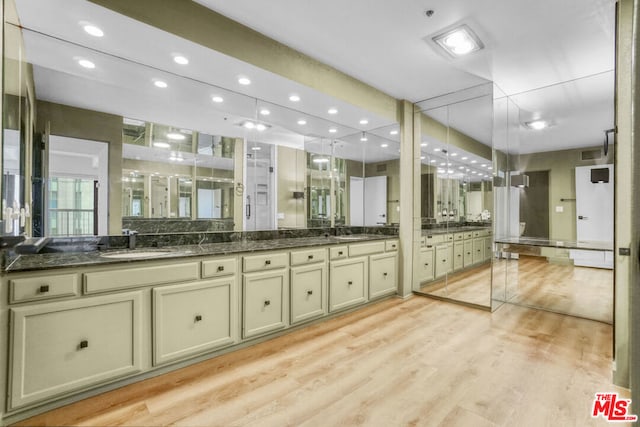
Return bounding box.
[36,101,123,234]
[276,146,306,228]
[513,146,614,242]
[89,0,398,122]
[420,113,492,160]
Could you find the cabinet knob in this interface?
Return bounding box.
[195,314,203,322]
[307,290,313,295]
[264,300,271,306]
[457,254,461,257]
[348,280,353,285]
[217,266,224,272]
[39,285,50,293]
[338,251,343,255]
[425,263,429,266]
[392,245,396,248]
[467,252,471,255]
[383,272,388,277]
[265,260,271,265]
[308,255,314,260]
[79,340,89,350]
[442,259,446,263]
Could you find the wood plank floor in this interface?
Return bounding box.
[419,263,492,307]
[14,296,626,426]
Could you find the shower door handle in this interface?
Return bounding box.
[578,215,588,220]
[246,195,251,219]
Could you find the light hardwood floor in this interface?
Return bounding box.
[14,296,626,427]
[419,263,492,307]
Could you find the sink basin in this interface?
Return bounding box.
[100,250,175,259]
[332,235,370,241]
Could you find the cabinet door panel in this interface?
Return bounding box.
[290,263,327,324]
[153,278,236,365]
[435,244,452,278]
[329,257,367,312]
[463,240,473,268]
[419,248,434,282]
[453,242,464,270]
[9,292,142,409]
[243,270,287,338]
[473,238,484,264]
[369,253,397,299]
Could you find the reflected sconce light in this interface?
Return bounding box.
[511,174,529,188]
[293,191,305,199]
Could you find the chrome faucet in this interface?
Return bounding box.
[123,229,138,249]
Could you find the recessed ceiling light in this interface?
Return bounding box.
[212,96,224,103]
[244,122,255,129]
[167,133,186,140]
[297,119,307,125]
[251,146,261,151]
[459,166,465,170]
[83,24,104,37]
[451,153,458,157]
[471,160,477,164]
[481,164,487,167]
[526,120,548,130]
[440,162,446,166]
[329,128,337,133]
[173,55,189,65]
[438,169,445,173]
[447,163,452,166]
[154,80,168,88]
[421,143,428,147]
[421,156,426,160]
[433,25,484,57]
[390,130,399,135]
[471,171,477,174]
[238,77,251,85]
[461,157,468,160]
[360,136,368,142]
[259,109,270,116]
[434,148,441,152]
[488,166,493,170]
[360,119,369,125]
[78,59,95,69]
[447,169,454,174]
[381,143,389,148]
[430,160,436,163]
[289,94,300,102]
[328,108,338,115]
[153,142,170,148]
[256,124,267,131]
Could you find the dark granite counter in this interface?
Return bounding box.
[494,237,613,251]
[4,234,395,273]
[421,225,491,236]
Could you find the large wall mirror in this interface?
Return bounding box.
[412,83,494,309]
[2,0,400,237]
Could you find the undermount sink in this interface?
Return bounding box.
[100,250,176,259]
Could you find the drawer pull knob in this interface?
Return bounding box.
[308,255,314,260]
[264,300,271,306]
[265,260,271,265]
[79,340,89,349]
[338,251,343,255]
[392,245,396,248]
[217,266,224,272]
[39,285,50,293]
[383,272,388,277]
[348,281,353,285]
[307,290,313,295]
[442,259,446,263]
[457,254,461,257]
[195,315,203,322]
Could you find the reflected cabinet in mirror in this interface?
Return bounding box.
[1,2,401,237]
[413,83,495,309]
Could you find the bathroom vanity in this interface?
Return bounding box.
[0,235,398,423]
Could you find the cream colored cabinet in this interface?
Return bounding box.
[242,269,288,339]
[369,252,398,299]
[473,238,484,264]
[8,292,143,409]
[290,262,327,324]
[9,273,78,304]
[435,243,453,278]
[453,241,464,270]
[463,240,473,267]
[484,236,493,261]
[153,278,237,366]
[329,257,368,312]
[419,247,434,282]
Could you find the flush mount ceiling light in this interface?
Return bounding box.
[82,24,104,37]
[360,132,368,142]
[77,59,95,69]
[154,80,168,88]
[251,146,261,151]
[173,55,189,65]
[167,132,186,140]
[360,119,369,125]
[240,121,270,131]
[433,25,484,57]
[390,130,399,135]
[381,143,389,148]
[525,120,548,130]
[297,119,307,125]
[328,108,338,115]
[238,76,251,85]
[259,109,270,116]
[421,143,428,147]
[211,96,224,103]
[289,94,301,102]
[329,128,337,134]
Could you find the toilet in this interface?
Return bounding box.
[519,222,526,236]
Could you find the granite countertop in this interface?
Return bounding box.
[421,225,491,236]
[4,234,395,273]
[494,237,613,251]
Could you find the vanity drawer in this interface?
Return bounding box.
[424,234,446,245]
[348,241,385,257]
[243,252,288,273]
[202,257,237,278]
[385,240,399,251]
[329,246,348,260]
[83,262,200,294]
[454,233,465,241]
[445,234,455,242]
[290,248,326,266]
[473,230,483,238]
[9,274,78,304]
[464,231,474,240]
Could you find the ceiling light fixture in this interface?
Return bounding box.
[360,119,369,125]
[251,146,261,151]
[154,80,168,88]
[390,130,399,135]
[297,119,307,125]
[421,143,428,147]
[173,55,189,65]
[83,24,104,37]
[238,77,251,85]
[244,122,255,130]
[289,94,300,102]
[360,132,368,142]
[167,132,186,140]
[434,148,441,152]
[381,143,389,148]
[78,59,95,69]
[430,160,436,163]
[212,96,224,103]
[153,142,170,148]
[328,108,338,115]
[526,120,548,130]
[329,128,337,134]
[421,156,426,160]
[433,24,484,57]
[256,124,267,131]
[451,153,458,157]
[313,157,329,164]
[461,156,468,160]
[259,109,270,116]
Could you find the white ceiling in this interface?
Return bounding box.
[13,0,616,159]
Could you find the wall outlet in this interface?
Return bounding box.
[555,206,564,213]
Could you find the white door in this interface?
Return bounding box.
[197,188,222,218]
[364,176,387,226]
[349,177,364,226]
[576,165,614,242]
